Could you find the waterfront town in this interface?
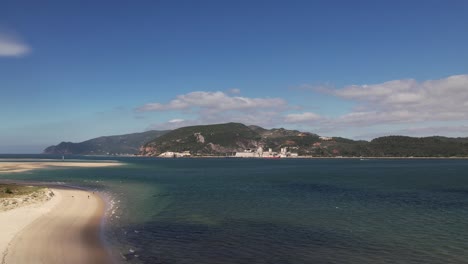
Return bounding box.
[157,147,299,158]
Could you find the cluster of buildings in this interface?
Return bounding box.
[157,147,299,158]
[158,151,191,158]
[234,147,298,158]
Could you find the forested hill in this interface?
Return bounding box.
[44,122,468,157]
[367,136,468,157]
[139,122,323,156]
[43,130,168,155]
[139,123,468,157]
[140,123,266,156]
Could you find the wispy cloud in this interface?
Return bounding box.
[330,74,468,124]
[140,74,468,138]
[168,118,185,123]
[0,31,31,57]
[137,91,286,113]
[139,91,288,130]
[147,119,201,130]
[279,74,468,138]
[284,112,322,123]
[301,74,468,131]
[147,111,285,131]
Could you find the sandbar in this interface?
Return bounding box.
[0,161,122,173]
[0,186,111,264]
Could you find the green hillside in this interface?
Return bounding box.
[140,123,261,155]
[368,136,468,157]
[141,123,323,156]
[44,130,168,155]
[45,122,468,157]
[141,124,468,157]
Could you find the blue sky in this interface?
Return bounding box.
[1,0,468,153]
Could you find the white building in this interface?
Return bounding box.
[235,147,263,158]
[235,151,257,158]
[235,146,299,158]
[159,151,191,158]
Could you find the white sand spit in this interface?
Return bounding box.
[0,161,122,173]
[0,188,111,264]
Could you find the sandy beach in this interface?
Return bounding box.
[0,186,111,264]
[0,161,122,173]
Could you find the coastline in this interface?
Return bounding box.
[134,155,468,159]
[0,183,112,264]
[0,161,122,173]
[0,186,60,262]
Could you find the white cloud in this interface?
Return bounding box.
[147,111,285,131]
[168,118,185,123]
[0,32,31,57]
[141,74,468,138]
[280,74,468,138]
[284,112,322,123]
[147,119,201,130]
[325,74,468,127]
[137,91,286,112]
[139,91,289,130]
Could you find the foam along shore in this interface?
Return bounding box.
[0,161,122,173]
[0,186,111,264]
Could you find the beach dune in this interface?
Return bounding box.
[1,187,111,264]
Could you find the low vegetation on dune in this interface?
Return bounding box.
[0,184,44,198]
[1,184,54,212]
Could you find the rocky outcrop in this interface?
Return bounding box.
[194,133,205,143]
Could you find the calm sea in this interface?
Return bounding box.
[1,155,468,264]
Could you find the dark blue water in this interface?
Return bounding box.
[1,156,468,263]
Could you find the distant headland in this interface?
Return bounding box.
[44,122,468,158]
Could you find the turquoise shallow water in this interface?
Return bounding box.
[1,155,468,263]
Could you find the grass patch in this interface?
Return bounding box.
[0,184,45,198]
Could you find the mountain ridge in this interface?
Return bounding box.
[44,123,468,157]
[139,123,468,157]
[43,130,169,155]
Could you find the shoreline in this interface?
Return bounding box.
[0,185,60,263]
[133,155,468,159]
[0,182,112,264]
[2,155,467,161]
[0,161,122,173]
[59,183,120,264]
